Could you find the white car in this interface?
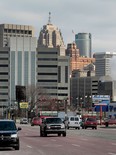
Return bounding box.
[20,118,28,124]
[66,116,81,130]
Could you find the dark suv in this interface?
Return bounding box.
[0,119,21,150]
[40,117,66,137]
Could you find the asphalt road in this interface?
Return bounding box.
[0,124,116,155]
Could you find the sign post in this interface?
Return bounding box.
[94,103,107,125]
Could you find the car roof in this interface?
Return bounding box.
[0,119,15,122]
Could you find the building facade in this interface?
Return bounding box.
[94,52,116,77]
[0,47,10,116]
[66,43,95,72]
[75,33,92,57]
[0,24,37,115]
[71,73,99,109]
[0,24,34,47]
[37,20,70,105]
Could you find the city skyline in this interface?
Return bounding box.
[0,0,116,53]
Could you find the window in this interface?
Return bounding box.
[65,66,68,83]
[58,66,61,83]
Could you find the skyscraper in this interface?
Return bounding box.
[94,52,116,77]
[0,24,37,114]
[75,33,92,57]
[37,14,70,104]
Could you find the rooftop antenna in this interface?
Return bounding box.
[48,12,51,24]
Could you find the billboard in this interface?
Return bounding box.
[92,95,110,112]
[20,102,28,109]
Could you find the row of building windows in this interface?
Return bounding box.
[46,93,68,96]
[0,58,8,60]
[0,86,8,88]
[38,52,57,54]
[38,73,57,75]
[0,51,8,54]
[42,87,68,90]
[0,93,8,95]
[38,80,57,82]
[0,79,8,82]
[38,65,57,68]
[0,65,8,67]
[0,73,8,75]
[4,29,32,35]
[38,58,57,61]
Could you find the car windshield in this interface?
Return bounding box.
[87,118,96,121]
[23,118,27,121]
[46,118,62,124]
[0,121,17,131]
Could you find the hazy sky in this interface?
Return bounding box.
[0,0,116,53]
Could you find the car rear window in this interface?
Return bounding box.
[70,117,79,121]
[0,121,17,131]
[75,117,79,121]
[87,118,96,121]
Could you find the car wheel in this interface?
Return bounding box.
[58,133,61,136]
[14,143,20,150]
[75,127,78,129]
[43,132,47,137]
[78,127,80,130]
[40,130,43,137]
[67,126,69,129]
[85,127,87,129]
[95,127,97,130]
[63,132,66,137]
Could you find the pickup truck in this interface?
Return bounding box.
[104,118,116,127]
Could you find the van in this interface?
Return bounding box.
[66,116,81,130]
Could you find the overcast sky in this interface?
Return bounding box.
[0,0,116,53]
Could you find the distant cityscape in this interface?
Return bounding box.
[0,14,116,119]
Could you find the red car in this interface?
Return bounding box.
[81,117,97,129]
[31,117,42,126]
[31,116,51,126]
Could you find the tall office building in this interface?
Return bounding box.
[0,47,10,116]
[37,15,70,104]
[0,24,37,114]
[0,24,34,47]
[75,33,92,57]
[94,52,116,77]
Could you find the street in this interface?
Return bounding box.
[0,124,116,155]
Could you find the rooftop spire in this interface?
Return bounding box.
[48,12,51,24]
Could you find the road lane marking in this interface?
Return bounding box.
[27,145,32,148]
[51,139,56,141]
[108,153,116,155]
[43,144,62,147]
[72,144,80,147]
[112,143,116,145]
[81,138,88,141]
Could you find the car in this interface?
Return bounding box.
[81,117,97,129]
[104,117,116,127]
[66,116,81,130]
[0,119,21,150]
[31,117,41,126]
[40,117,66,137]
[20,118,28,124]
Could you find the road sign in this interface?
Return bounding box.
[20,102,28,109]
